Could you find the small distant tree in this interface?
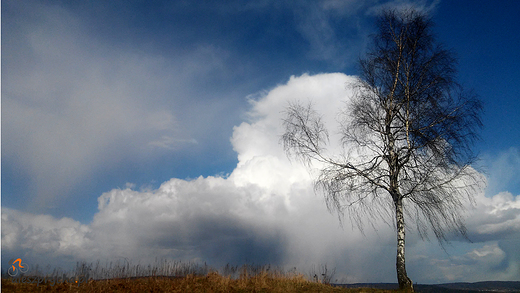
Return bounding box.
[282,9,483,291]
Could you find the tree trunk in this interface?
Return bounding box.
[395,196,413,291]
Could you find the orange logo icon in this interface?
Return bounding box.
[8,258,29,276]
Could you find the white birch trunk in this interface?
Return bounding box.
[395,197,413,291]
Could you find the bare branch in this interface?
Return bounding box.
[281,8,484,291]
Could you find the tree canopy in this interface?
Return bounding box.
[282,9,484,291]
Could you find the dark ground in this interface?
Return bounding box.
[333,281,520,292]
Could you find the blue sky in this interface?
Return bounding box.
[2,0,520,284]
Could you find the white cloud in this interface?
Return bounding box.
[1,208,94,270]
[404,189,520,283]
[408,242,508,283]
[466,192,520,242]
[232,73,352,163]
[2,73,520,283]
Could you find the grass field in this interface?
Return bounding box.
[1,273,398,292]
[1,260,401,292]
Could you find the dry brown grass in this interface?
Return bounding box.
[2,261,400,292]
[1,272,397,292]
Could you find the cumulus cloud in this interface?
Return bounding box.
[2,73,520,283]
[2,73,380,281]
[408,242,509,283]
[1,208,94,270]
[399,193,520,282]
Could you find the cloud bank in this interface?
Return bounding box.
[3,73,519,283]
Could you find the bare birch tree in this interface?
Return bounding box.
[282,9,483,291]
